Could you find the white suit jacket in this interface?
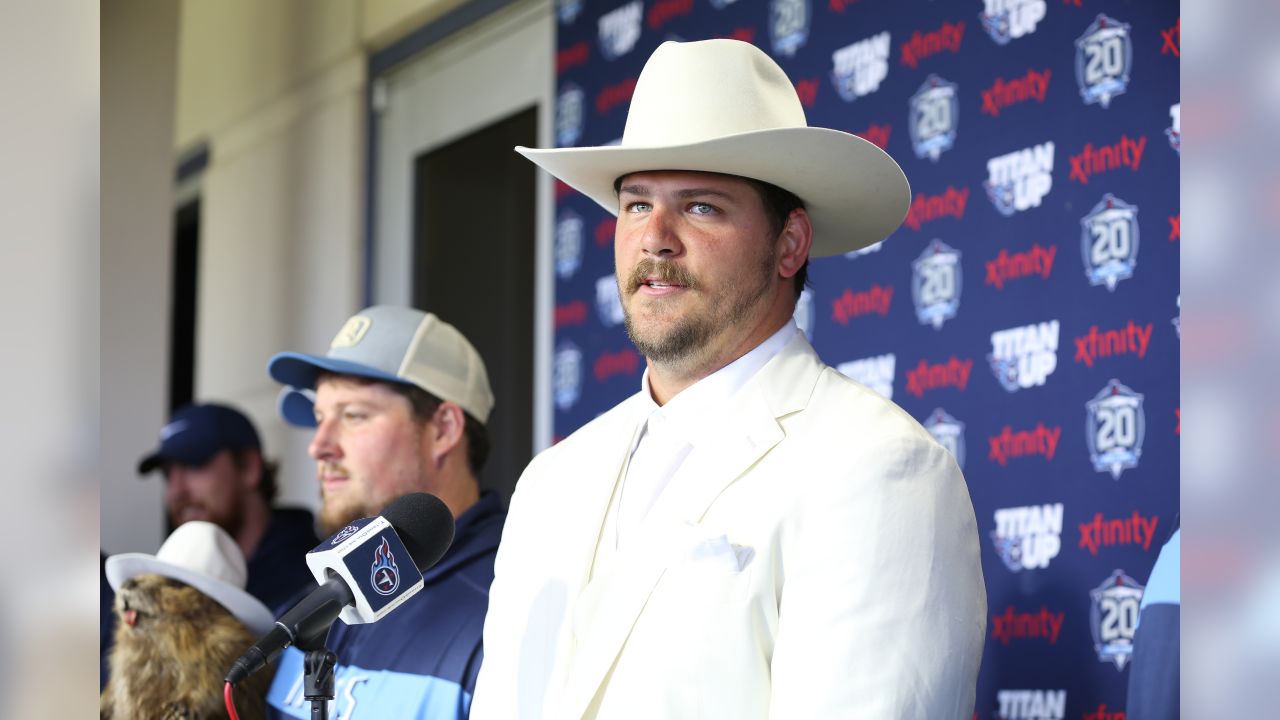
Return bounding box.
[473,334,986,719]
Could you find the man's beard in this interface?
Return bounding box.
[316,449,429,536]
[620,249,775,367]
[169,497,245,538]
[318,495,368,536]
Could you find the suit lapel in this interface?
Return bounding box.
[559,335,826,719]
[564,395,648,594]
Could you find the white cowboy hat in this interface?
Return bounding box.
[517,39,911,257]
[105,520,276,635]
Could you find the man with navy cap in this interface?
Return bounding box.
[263,305,506,720]
[137,402,319,613]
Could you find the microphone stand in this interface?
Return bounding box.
[296,626,338,720]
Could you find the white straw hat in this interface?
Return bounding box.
[106,521,275,635]
[517,39,911,256]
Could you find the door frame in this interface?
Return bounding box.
[365,0,554,453]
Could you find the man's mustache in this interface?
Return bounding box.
[622,259,699,294]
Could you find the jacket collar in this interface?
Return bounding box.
[422,491,505,584]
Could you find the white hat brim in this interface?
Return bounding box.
[518,126,910,257]
[106,553,276,636]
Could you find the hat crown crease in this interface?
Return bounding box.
[622,41,806,147]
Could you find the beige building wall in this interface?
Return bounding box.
[102,0,180,554]
[104,0,469,552]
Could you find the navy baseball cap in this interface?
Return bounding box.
[137,403,262,475]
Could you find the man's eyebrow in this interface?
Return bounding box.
[617,183,650,197]
[674,188,736,202]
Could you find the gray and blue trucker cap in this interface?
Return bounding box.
[268,306,494,427]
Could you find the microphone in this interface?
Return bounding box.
[226,492,454,684]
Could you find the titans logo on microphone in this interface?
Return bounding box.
[770,0,810,57]
[1090,569,1145,670]
[331,524,360,545]
[1075,14,1133,108]
[909,75,959,161]
[1081,193,1139,291]
[369,537,401,596]
[1166,103,1181,154]
[912,239,962,330]
[923,408,966,470]
[1086,379,1146,480]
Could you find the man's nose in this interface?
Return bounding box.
[637,204,684,258]
[164,469,189,501]
[309,418,341,461]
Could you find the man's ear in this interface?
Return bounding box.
[776,208,813,280]
[426,402,466,468]
[238,450,264,492]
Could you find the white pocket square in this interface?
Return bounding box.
[687,532,754,573]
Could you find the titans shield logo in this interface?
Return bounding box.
[1081,193,1139,291]
[556,84,585,148]
[770,0,810,57]
[1086,379,1146,480]
[1075,14,1133,108]
[924,408,966,470]
[912,239,962,330]
[330,524,360,545]
[554,340,583,411]
[1090,569,1145,670]
[909,75,959,161]
[555,210,583,280]
[370,537,401,597]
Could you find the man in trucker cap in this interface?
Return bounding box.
[264,305,506,720]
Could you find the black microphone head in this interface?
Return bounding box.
[380,492,455,573]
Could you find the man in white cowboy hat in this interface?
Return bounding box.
[473,40,986,719]
[262,306,506,720]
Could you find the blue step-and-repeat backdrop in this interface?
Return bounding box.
[547,1,1179,717]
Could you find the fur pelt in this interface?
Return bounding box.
[101,574,274,719]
